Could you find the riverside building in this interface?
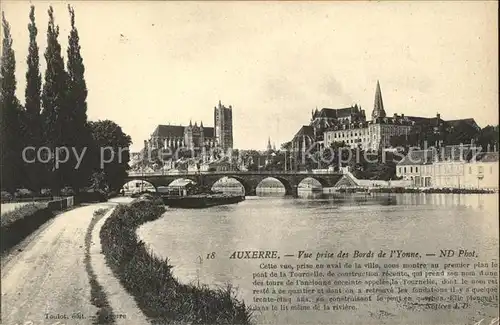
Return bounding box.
[397,146,499,189]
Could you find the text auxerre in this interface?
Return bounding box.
[229,251,279,259]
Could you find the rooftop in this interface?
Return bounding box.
[397,149,435,166]
[313,106,364,119]
[152,124,215,138]
[293,125,315,139]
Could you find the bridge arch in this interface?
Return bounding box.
[298,177,324,189]
[211,176,246,194]
[122,179,157,193]
[256,177,293,195]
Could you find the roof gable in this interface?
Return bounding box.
[152,125,185,138]
[152,124,215,138]
[317,106,360,119]
[446,118,480,130]
[293,125,315,139]
[398,149,435,165]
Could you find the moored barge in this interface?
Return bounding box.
[160,183,245,208]
[163,193,245,208]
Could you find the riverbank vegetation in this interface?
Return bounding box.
[368,187,495,194]
[85,208,115,325]
[0,203,53,254]
[99,199,252,325]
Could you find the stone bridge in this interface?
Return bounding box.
[125,171,343,195]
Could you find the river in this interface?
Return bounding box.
[137,193,499,325]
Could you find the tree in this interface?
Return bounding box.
[280,141,292,151]
[65,5,92,191]
[88,120,132,191]
[0,12,23,192]
[476,125,499,151]
[24,5,44,191]
[41,6,68,192]
[443,121,479,146]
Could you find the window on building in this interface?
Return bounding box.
[415,166,418,173]
[478,166,484,174]
[404,167,407,173]
[490,166,493,174]
[410,167,413,173]
[399,167,402,174]
[469,166,472,174]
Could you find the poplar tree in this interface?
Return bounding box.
[0,12,22,192]
[24,5,43,191]
[66,5,91,191]
[41,6,68,192]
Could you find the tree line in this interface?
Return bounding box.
[1,5,131,195]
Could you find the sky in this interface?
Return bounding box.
[2,1,498,152]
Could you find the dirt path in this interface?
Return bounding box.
[1,198,139,325]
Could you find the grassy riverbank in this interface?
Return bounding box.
[99,198,252,325]
[368,187,495,194]
[1,203,54,254]
[85,208,115,325]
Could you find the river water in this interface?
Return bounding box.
[137,193,499,325]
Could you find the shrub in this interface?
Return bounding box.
[94,208,110,218]
[1,191,13,203]
[100,200,252,325]
[40,188,52,197]
[1,203,54,254]
[61,187,75,196]
[1,203,46,229]
[76,190,108,204]
[13,188,35,199]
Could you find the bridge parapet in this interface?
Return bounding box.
[125,171,343,196]
[127,170,340,177]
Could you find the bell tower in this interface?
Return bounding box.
[371,80,387,120]
[214,100,234,151]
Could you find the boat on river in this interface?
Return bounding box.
[161,183,245,208]
[164,193,245,208]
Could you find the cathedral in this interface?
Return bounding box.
[145,101,233,158]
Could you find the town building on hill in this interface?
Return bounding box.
[291,80,479,154]
[144,101,234,158]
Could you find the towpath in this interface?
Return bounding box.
[1,197,145,325]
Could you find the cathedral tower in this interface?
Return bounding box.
[214,100,233,151]
[371,80,387,120]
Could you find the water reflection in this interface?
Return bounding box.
[256,187,286,197]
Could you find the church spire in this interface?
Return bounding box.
[372,80,386,120]
[267,137,272,151]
